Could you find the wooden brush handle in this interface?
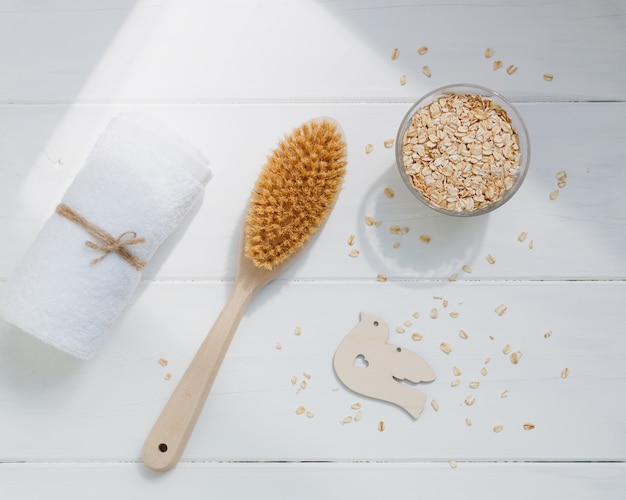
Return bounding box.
[142,279,257,472]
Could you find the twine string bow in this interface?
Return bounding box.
[56,203,147,270]
[85,231,146,265]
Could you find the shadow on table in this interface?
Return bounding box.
[355,162,487,282]
[0,317,82,394]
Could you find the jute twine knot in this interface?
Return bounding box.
[85,231,145,265]
[56,203,147,270]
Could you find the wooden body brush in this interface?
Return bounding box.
[143,118,347,471]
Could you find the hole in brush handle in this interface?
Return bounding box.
[158,443,168,453]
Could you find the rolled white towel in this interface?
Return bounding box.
[0,112,211,359]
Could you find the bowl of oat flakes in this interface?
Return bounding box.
[396,84,530,216]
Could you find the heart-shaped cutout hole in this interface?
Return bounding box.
[353,354,369,368]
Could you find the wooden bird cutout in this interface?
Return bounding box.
[333,312,436,419]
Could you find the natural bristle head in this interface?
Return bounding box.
[244,119,347,270]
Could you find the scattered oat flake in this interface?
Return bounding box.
[506,64,518,75]
[451,379,461,387]
[555,170,567,181]
[442,299,449,308]
[294,326,302,336]
[377,274,388,282]
[403,320,412,327]
[486,253,496,264]
[291,375,298,385]
[400,74,407,86]
[164,373,172,380]
[351,402,362,410]
[561,367,570,379]
[396,326,406,334]
[502,344,511,355]
[392,242,400,249]
[493,60,503,70]
[550,189,560,200]
[449,460,458,469]
[384,139,395,149]
[300,380,307,389]
[341,416,353,425]
[459,329,469,340]
[448,273,458,282]
[464,395,476,406]
[348,249,360,258]
[374,220,382,227]
[523,423,536,430]
[430,308,439,319]
[365,143,374,154]
[417,46,428,55]
[440,342,452,355]
[378,421,386,432]
[495,304,508,316]
[510,351,522,364]
[391,48,400,60]
[158,358,168,367]
[412,311,420,319]
[493,425,504,433]
[365,216,375,226]
[449,311,459,318]
[484,47,493,58]
[544,329,553,339]
[528,240,534,250]
[384,187,395,197]
[469,380,480,389]
[462,265,472,273]
[500,389,509,398]
[543,73,554,81]
[306,410,315,418]
[354,410,362,421]
[275,342,282,350]
[431,400,440,412]
[422,65,432,77]
[296,406,306,415]
[347,234,355,246]
[484,357,491,364]
[480,367,489,376]
[453,366,462,376]
[303,372,312,379]
[465,417,472,427]
[411,332,423,341]
[518,231,528,242]
[419,234,431,244]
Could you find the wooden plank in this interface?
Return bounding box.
[1,102,624,280]
[1,280,624,462]
[0,0,624,102]
[0,462,624,500]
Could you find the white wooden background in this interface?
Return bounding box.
[1,0,625,498]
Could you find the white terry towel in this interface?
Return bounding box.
[0,112,211,360]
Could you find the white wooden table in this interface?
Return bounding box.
[1,0,625,498]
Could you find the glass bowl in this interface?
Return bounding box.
[395,84,530,216]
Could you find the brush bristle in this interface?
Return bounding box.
[244,119,347,270]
